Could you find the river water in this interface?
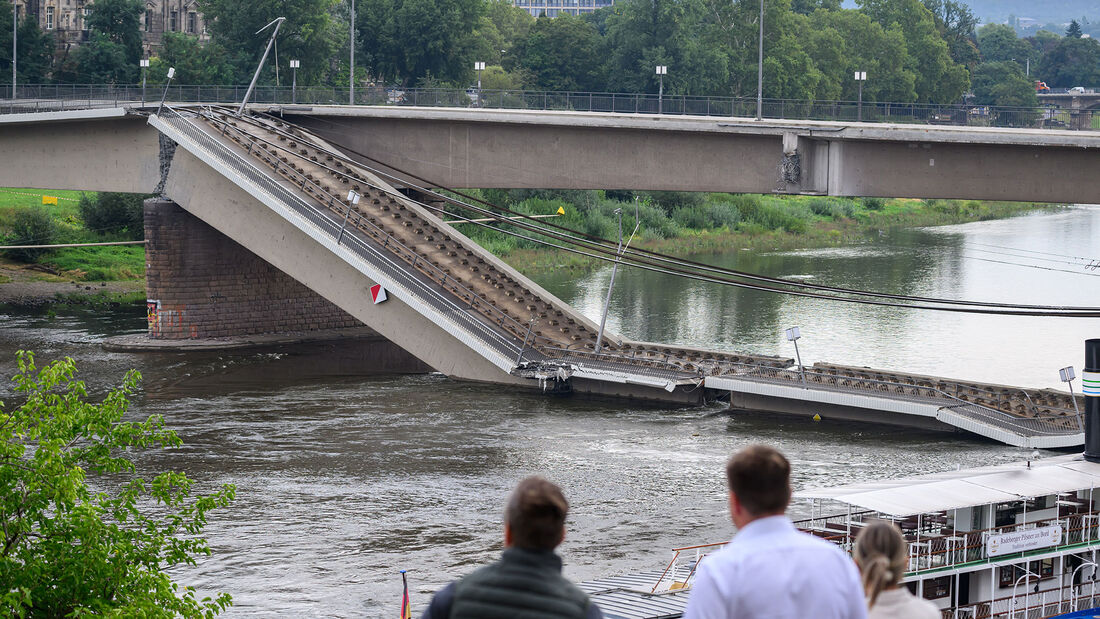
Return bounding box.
[1,207,1098,616]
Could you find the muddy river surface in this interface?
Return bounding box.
[1,207,1098,616]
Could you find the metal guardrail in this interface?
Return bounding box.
[4,83,1098,130]
[712,361,1079,436]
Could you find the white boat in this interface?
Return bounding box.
[583,340,1100,619]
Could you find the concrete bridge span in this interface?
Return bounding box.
[279,105,1100,204]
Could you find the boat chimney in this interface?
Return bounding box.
[1084,339,1100,463]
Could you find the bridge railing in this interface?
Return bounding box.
[3,84,1095,130]
[711,360,1079,435]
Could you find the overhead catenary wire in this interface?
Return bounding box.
[274,110,1100,313]
[233,109,1100,316]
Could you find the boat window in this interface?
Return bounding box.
[922,576,952,600]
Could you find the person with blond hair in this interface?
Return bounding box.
[853,520,938,618]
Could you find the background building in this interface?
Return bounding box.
[511,0,614,18]
[14,0,208,54]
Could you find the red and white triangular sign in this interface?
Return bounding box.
[370,284,388,304]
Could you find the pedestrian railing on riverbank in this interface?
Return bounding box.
[4,83,1095,131]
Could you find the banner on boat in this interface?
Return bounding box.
[986,525,1062,557]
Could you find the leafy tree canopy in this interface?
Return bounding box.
[356,0,486,85]
[0,352,235,617]
[1039,35,1100,88]
[0,3,55,85]
[149,32,235,85]
[1066,19,1083,38]
[516,14,605,91]
[85,0,144,65]
[971,60,1038,107]
[198,0,339,85]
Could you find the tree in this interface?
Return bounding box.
[198,0,339,85]
[604,0,728,96]
[971,61,1038,107]
[2,208,54,262]
[978,23,1030,63]
[148,32,235,85]
[0,352,235,617]
[1039,35,1100,88]
[0,2,56,85]
[356,0,486,85]
[516,14,605,91]
[790,0,841,15]
[1067,19,1083,38]
[920,0,979,66]
[59,33,134,83]
[858,0,969,103]
[84,0,144,65]
[77,192,147,239]
[803,9,918,102]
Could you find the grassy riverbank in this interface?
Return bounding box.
[0,186,1050,294]
[0,188,145,282]
[446,190,1047,272]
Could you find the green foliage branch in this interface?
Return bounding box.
[0,352,235,617]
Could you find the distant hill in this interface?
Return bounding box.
[964,0,1100,24]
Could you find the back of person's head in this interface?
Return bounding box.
[853,520,908,608]
[505,476,569,551]
[725,445,791,516]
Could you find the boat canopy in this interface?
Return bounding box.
[797,454,1100,517]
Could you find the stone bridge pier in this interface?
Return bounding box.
[139,198,429,371]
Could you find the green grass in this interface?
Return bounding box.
[44,246,146,281]
[0,187,147,282]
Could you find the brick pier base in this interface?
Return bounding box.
[142,198,429,372]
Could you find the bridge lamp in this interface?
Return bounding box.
[785,326,807,387]
[1061,366,1083,430]
[140,58,150,106]
[655,65,667,115]
[347,190,361,205]
[474,61,486,106]
[289,59,300,104]
[157,67,176,116]
[854,71,867,122]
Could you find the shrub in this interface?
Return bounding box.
[4,207,56,262]
[0,352,235,617]
[78,192,146,239]
[862,197,886,211]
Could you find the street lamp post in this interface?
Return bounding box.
[349,0,355,105]
[756,0,764,120]
[140,58,149,106]
[1061,366,1084,430]
[289,59,300,104]
[11,0,16,100]
[655,65,667,114]
[157,67,175,116]
[237,17,285,116]
[474,61,485,106]
[785,326,806,386]
[855,71,867,121]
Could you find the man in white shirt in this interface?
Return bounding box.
[683,445,867,619]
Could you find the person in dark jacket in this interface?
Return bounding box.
[420,476,603,619]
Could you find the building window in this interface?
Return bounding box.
[170,10,177,31]
[187,12,195,34]
[45,6,54,29]
[145,10,152,31]
[922,576,952,600]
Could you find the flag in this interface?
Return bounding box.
[400,570,411,619]
[42,196,58,205]
[556,206,565,215]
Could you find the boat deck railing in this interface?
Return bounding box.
[795,505,1100,576]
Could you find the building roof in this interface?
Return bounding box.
[796,453,1100,517]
